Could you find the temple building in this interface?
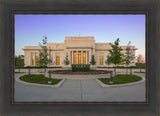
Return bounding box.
[23,36,137,67]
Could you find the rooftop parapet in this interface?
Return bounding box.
[65,36,95,40]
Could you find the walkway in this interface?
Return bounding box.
[14,73,146,102]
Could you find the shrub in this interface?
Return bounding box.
[71,64,90,72]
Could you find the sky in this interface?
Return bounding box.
[15,14,145,58]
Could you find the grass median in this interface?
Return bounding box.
[19,74,62,85]
[134,71,145,73]
[98,75,142,85]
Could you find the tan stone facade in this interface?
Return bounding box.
[23,36,137,67]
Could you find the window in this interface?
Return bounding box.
[125,60,127,65]
[121,56,124,65]
[32,56,34,65]
[99,56,103,65]
[36,56,38,65]
[125,57,128,65]
[74,51,76,64]
[78,51,81,64]
[83,51,86,64]
[121,61,123,65]
[56,56,60,65]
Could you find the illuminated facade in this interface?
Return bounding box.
[23,36,137,67]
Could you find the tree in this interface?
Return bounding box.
[105,55,111,70]
[15,55,18,67]
[38,36,52,80]
[107,38,123,79]
[136,54,144,72]
[16,55,24,72]
[64,53,70,65]
[124,41,135,75]
[90,55,96,66]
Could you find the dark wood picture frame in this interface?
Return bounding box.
[0,0,159,116]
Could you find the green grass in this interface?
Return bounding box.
[97,66,145,69]
[98,75,142,85]
[134,71,145,73]
[15,72,25,73]
[19,74,62,85]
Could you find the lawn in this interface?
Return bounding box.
[15,72,25,73]
[98,75,142,85]
[19,74,62,85]
[134,71,145,73]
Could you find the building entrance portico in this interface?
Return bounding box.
[70,50,90,64]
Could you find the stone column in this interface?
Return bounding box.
[34,53,36,66]
[87,51,89,64]
[72,51,74,64]
[70,51,72,65]
[89,50,91,63]
[53,53,55,66]
[30,52,32,66]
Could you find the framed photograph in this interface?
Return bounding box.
[0,0,159,116]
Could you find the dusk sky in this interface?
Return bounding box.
[15,15,145,57]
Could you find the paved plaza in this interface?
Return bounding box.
[14,73,146,102]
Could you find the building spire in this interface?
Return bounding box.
[79,34,80,37]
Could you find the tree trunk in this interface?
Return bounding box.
[126,66,128,75]
[110,72,113,81]
[139,65,141,72]
[28,68,30,75]
[130,68,132,75]
[44,68,46,80]
[109,71,113,83]
[49,72,51,82]
[114,65,116,81]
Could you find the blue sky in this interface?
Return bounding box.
[15,14,145,57]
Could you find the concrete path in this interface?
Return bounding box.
[14,73,146,102]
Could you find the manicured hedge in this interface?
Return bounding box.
[71,64,90,72]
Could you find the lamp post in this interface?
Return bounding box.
[109,71,113,84]
[48,71,52,84]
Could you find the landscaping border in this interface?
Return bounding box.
[95,73,145,88]
[15,74,65,88]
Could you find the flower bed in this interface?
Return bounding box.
[48,70,112,75]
